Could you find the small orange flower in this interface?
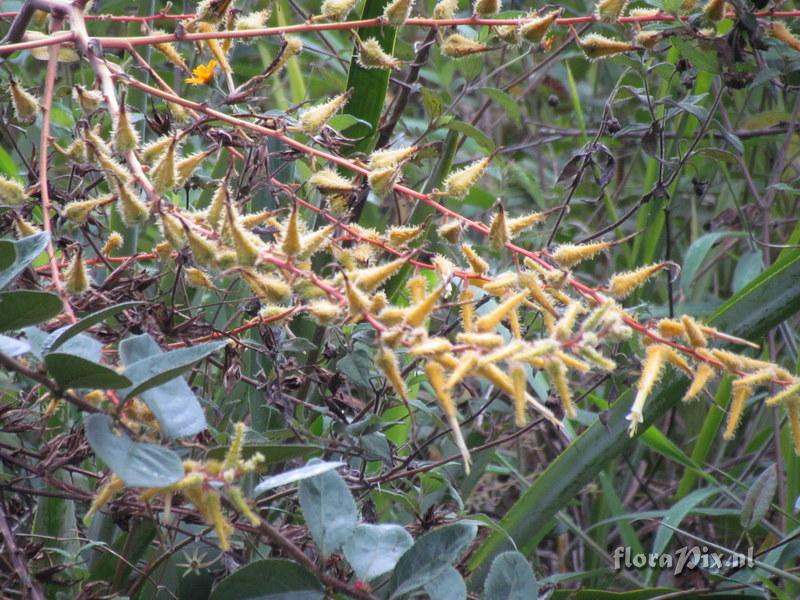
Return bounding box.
[184,60,218,86]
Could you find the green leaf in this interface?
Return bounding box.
[337,350,374,389]
[467,249,800,583]
[342,523,414,581]
[733,251,764,293]
[671,37,719,73]
[298,458,359,557]
[341,0,396,155]
[209,559,324,600]
[425,566,467,600]
[0,333,30,357]
[0,240,14,271]
[741,464,777,530]
[477,88,521,126]
[119,337,227,399]
[254,461,344,495]
[484,551,539,600]
[84,414,184,488]
[390,523,478,599]
[0,290,62,332]
[444,120,495,152]
[0,232,50,290]
[43,301,143,353]
[679,232,743,294]
[118,334,208,438]
[45,353,132,390]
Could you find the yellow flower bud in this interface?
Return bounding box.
[368,166,400,197]
[552,240,614,268]
[461,243,490,274]
[437,220,462,243]
[113,104,139,154]
[445,351,479,390]
[116,180,150,226]
[405,283,447,327]
[281,204,303,257]
[388,223,425,245]
[64,196,112,224]
[151,137,178,193]
[765,381,800,407]
[681,315,707,348]
[185,267,215,289]
[368,146,419,170]
[73,84,104,113]
[234,8,272,30]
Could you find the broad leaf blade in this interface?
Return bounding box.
[209,559,324,600]
[0,290,62,331]
[0,232,49,290]
[45,353,132,390]
[84,414,184,488]
[298,459,358,557]
[44,301,143,353]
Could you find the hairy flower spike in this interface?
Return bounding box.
[356,257,407,292]
[116,180,150,226]
[475,292,527,332]
[309,168,356,194]
[443,156,490,198]
[114,103,139,154]
[578,34,637,60]
[703,0,724,21]
[357,37,401,69]
[608,262,670,299]
[234,8,271,30]
[65,248,91,295]
[546,359,575,418]
[151,138,179,193]
[63,196,111,224]
[318,0,358,20]
[520,9,561,44]
[368,166,400,197]
[405,283,447,327]
[177,149,214,186]
[388,223,425,245]
[73,84,104,113]
[299,91,350,136]
[508,211,547,237]
[281,204,303,257]
[518,271,557,316]
[10,79,39,124]
[473,0,500,17]
[433,0,459,18]
[768,22,800,52]
[681,315,707,348]
[461,244,490,274]
[488,204,510,251]
[511,363,527,426]
[383,0,414,26]
[723,383,752,440]
[765,382,800,407]
[426,361,471,473]
[376,346,408,400]
[495,25,521,45]
[369,146,418,170]
[595,0,628,22]
[441,33,490,58]
[552,240,614,268]
[627,345,668,436]
[0,176,29,206]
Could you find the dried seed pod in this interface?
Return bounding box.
[608,262,670,299]
[0,176,29,205]
[520,9,561,44]
[441,33,489,58]
[578,33,637,60]
[10,79,39,124]
[383,0,414,26]
[271,36,304,76]
[65,248,91,295]
[298,91,351,136]
[442,156,490,198]
[357,36,401,69]
[96,151,134,185]
[627,344,667,436]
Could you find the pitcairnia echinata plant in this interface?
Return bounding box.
[2,0,800,595]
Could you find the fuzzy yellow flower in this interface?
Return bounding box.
[185,60,218,86]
